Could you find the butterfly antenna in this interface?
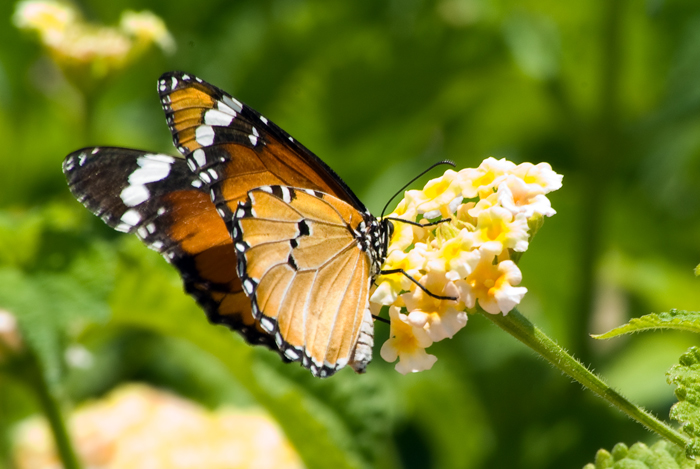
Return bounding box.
[380,160,456,219]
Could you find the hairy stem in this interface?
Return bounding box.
[479,307,689,448]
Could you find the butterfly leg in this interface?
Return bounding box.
[384,217,452,228]
[379,268,458,301]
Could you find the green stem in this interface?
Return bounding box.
[479,307,690,449]
[29,361,81,469]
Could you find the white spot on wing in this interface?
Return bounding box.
[195,125,215,146]
[280,186,291,203]
[284,348,300,360]
[243,279,254,294]
[120,209,141,226]
[216,101,238,117]
[249,134,258,146]
[199,172,211,183]
[191,179,202,188]
[204,109,234,127]
[260,116,268,125]
[222,95,243,113]
[171,76,178,90]
[260,317,275,333]
[129,155,174,185]
[120,184,150,207]
[192,149,206,168]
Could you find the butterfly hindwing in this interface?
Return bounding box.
[232,186,374,378]
[63,147,278,350]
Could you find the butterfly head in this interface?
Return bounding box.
[362,213,393,279]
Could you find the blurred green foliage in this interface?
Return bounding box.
[1,0,700,468]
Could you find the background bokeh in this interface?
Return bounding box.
[1,0,700,468]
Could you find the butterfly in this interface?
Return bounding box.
[63,71,394,378]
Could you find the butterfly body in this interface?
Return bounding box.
[64,72,391,378]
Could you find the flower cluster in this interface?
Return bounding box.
[374,157,562,374]
[13,384,303,469]
[13,1,174,80]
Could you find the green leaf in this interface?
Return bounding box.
[592,310,700,339]
[0,267,111,390]
[0,210,43,269]
[583,441,695,469]
[668,347,700,441]
[0,268,63,387]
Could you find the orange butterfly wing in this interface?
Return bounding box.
[63,148,273,348]
[233,186,375,377]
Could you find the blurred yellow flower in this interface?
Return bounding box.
[12,384,304,469]
[120,10,176,55]
[374,157,562,373]
[12,0,76,47]
[13,1,175,80]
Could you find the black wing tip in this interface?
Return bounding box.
[63,147,99,176]
[158,70,195,82]
[157,71,208,97]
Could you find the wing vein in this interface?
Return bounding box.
[322,249,362,364]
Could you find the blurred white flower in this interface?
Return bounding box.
[0,310,23,361]
[13,1,175,80]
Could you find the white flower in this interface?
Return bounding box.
[472,205,530,254]
[380,307,438,374]
[401,271,466,341]
[457,249,528,314]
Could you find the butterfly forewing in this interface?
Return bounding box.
[62,147,276,349]
[233,186,374,378]
[156,72,366,228]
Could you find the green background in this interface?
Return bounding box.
[1,0,700,468]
